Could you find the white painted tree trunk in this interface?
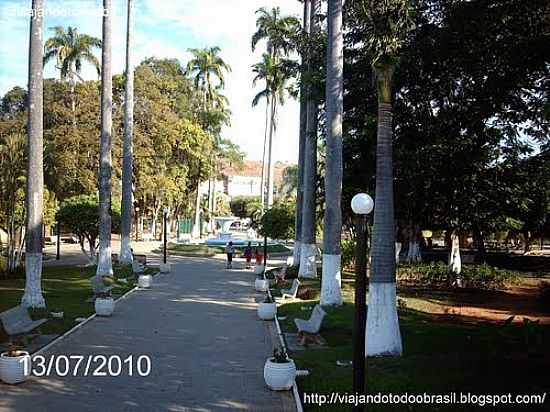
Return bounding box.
[21,253,45,308]
[96,0,113,277]
[292,240,301,268]
[22,0,45,308]
[119,0,134,266]
[366,282,402,356]
[298,243,317,278]
[395,242,402,264]
[449,232,462,284]
[320,254,343,306]
[406,240,422,263]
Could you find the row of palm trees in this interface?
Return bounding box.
[252,1,414,356]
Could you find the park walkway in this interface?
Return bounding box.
[0,257,295,412]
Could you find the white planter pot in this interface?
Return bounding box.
[138,274,153,288]
[0,351,30,384]
[95,297,115,317]
[160,263,171,273]
[257,302,277,320]
[255,278,269,292]
[263,358,296,391]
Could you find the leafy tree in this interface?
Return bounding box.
[56,195,121,264]
[230,196,263,222]
[258,202,296,240]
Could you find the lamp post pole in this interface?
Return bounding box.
[351,193,374,412]
[56,221,61,260]
[163,208,168,265]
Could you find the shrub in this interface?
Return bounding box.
[397,262,518,289]
[258,202,295,240]
[341,239,356,270]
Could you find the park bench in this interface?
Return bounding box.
[0,305,48,343]
[276,278,300,302]
[90,276,113,299]
[294,304,326,345]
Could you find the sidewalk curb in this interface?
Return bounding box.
[33,284,139,357]
[267,288,304,412]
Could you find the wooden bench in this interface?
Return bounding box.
[90,276,113,299]
[0,305,48,343]
[294,304,326,345]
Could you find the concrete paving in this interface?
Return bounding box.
[0,256,295,412]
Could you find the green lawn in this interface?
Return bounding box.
[167,242,291,256]
[275,272,550,412]
[0,264,156,345]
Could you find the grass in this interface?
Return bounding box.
[167,242,291,256]
[0,264,157,345]
[274,270,550,411]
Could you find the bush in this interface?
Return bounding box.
[258,202,295,240]
[341,239,356,270]
[397,262,519,289]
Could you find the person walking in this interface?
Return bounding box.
[225,241,235,269]
[243,242,253,269]
[255,247,264,267]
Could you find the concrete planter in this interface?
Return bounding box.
[160,263,171,273]
[257,302,277,320]
[0,351,30,384]
[138,274,153,288]
[255,278,269,292]
[95,297,115,317]
[263,358,296,391]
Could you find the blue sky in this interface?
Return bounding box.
[0,0,302,162]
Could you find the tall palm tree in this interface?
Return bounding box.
[252,54,294,208]
[299,0,320,279]
[21,0,46,308]
[356,0,415,356]
[185,47,231,235]
[120,0,134,265]
[320,0,344,306]
[252,7,299,208]
[43,26,101,115]
[96,0,113,277]
[293,0,310,267]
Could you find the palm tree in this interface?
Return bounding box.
[185,47,231,235]
[356,0,415,356]
[120,0,134,265]
[252,7,299,208]
[21,0,46,308]
[96,0,113,277]
[252,54,294,208]
[43,26,101,115]
[293,0,311,267]
[320,0,344,306]
[299,0,320,279]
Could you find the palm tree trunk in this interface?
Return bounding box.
[266,94,277,208]
[260,97,270,210]
[120,0,134,265]
[293,0,311,267]
[366,64,402,356]
[192,178,202,238]
[299,0,320,279]
[96,0,114,277]
[321,0,344,306]
[21,0,46,308]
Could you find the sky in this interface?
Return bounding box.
[0,0,303,163]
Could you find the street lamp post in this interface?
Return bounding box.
[351,193,374,412]
[163,207,168,265]
[56,221,61,260]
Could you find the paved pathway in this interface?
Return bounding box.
[0,257,295,412]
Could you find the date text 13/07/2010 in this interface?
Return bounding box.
[22,354,152,377]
